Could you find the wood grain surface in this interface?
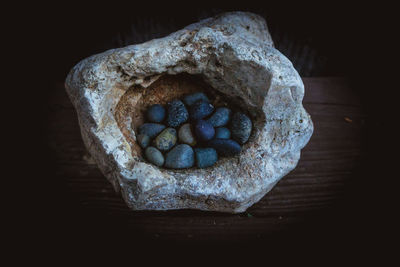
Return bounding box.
[46,77,366,241]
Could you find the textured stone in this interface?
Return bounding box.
[230,112,252,144]
[165,144,194,169]
[153,127,177,151]
[65,12,313,213]
[166,100,188,127]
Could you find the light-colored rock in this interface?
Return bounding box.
[65,12,313,213]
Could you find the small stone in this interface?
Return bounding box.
[166,100,189,127]
[194,148,218,168]
[206,107,231,127]
[214,127,231,139]
[137,134,150,148]
[138,123,166,138]
[182,92,210,106]
[194,120,215,141]
[145,146,165,167]
[230,112,252,144]
[207,139,241,157]
[154,128,177,151]
[165,144,194,169]
[178,123,196,146]
[189,100,214,121]
[146,104,166,123]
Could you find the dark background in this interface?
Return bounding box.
[13,3,393,254]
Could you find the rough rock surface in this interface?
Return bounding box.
[65,12,313,213]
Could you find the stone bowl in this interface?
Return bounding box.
[65,12,313,213]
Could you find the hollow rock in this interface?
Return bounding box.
[65,12,313,213]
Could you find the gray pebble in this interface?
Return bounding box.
[145,146,164,167]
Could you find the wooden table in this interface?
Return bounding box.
[46,77,366,241]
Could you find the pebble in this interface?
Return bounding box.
[194,148,218,168]
[189,100,214,121]
[164,144,194,169]
[178,123,196,146]
[206,107,231,127]
[138,123,166,138]
[215,127,231,139]
[230,112,252,144]
[146,104,165,123]
[194,120,215,141]
[183,92,210,106]
[145,146,164,167]
[154,128,177,151]
[137,134,150,148]
[207,139,241,156]
[166,100,189,127]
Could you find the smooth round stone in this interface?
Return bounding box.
[138,123,166,138]
[164,144,194,169]
[178,123,196,146]
[194,148,218,168]
[214,127,231,139]
[166,100,189,127]
[137,134,150,148]
[189,100,214,121]
[154,128,177,151]
[206,107,231,127]
[207,139,241,157]
[230,112,252,144]
[182,92,210,106]
[145,146,164,167]
[194,120,215,141]
[146,104,165,123]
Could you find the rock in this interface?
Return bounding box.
[166,100,188,127]
[146,104,166,123]
[138,123,166,138]
[65,12,314,213]
[207,139,241,157]
[183,92,210,106]
[165,144,194,169]
[137,134,150,148]
[230,112,252,144]
[206,107,231,127]
[189,100,214,120]
[194,148,218,168]
[194,120,215,141]
[154,127,177,151]
[145,146,164,167]
[178,123,196,146]
[214,127,231,139]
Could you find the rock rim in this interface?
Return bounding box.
[65,11,313,213]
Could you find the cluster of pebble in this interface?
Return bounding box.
[136,92,252,169]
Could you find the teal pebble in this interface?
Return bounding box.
[137,134,150,148]
[195,148,218,168]
[145,146,165,167]
[215,127,231,139]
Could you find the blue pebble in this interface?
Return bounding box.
[194,148,218,168]
[206,107,231,127]
[138,123,166,138]
[165,144,194,169]
[194,120,215,141]
[230,112,252,144]
[207,139,241,157]
[182,92,210,106]
[146,104,165,123]
[166,100,189,127]
[214,127,231,139]
[145,146,165,167]
[189,100,214,121]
